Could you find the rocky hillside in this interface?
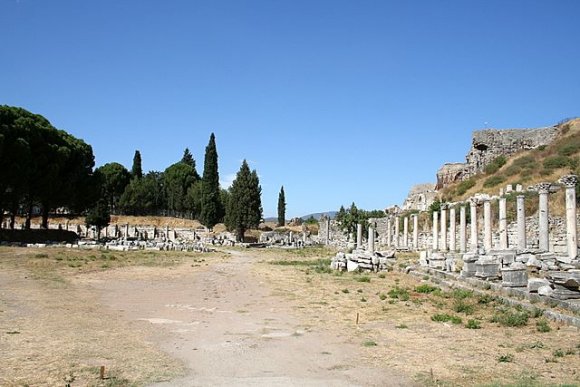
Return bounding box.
[439,118,580,206]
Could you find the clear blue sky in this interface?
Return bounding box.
[2,0,579,218]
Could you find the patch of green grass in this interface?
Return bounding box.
[453,300,475,315]
[553,349,565,358]
[485,156,507,174]
[535,318,551,333]
[452,289,474,300]
[360,297,367,302]
[491,307,529,327]
[431,313,462,324]
[483,175,506,188]
[456,178,476,196]
[465,319,481,329]
[362,340,377,347]
[497,353,514,363]
[477,294,496,304]
[388,287,410,301]
[543,155,576,170]
[341,288,349,294]
[378,273,386,279]
[379,293,387,301]
[415,284,438,294]
[395,324,408,329]
[34,253,49,258]
[355,275,371,283]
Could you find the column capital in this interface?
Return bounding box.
[440,203,448,210]
[469,197,478,206]
[517,194,526,200]
[560,174,578,188]
[537,182,551,195]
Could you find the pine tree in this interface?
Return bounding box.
[225,160,263,241]
[182,148,194,167]
[200,133,221,229]
[277,186,286,227]
[132,150,143,179]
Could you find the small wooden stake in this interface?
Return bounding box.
[356,312,359,325]
[100,366,105,380]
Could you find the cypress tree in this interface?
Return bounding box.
[225,160,263,241]
[182,148,194,167]
[277,186,286,227]
[132,150,143,179]
[200,133,221,229]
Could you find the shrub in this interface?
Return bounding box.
[543,155,574,170]
[491,307,529,327]
[431,313,462,324]
[362,340,377,347]
[504,164,521,176]
[388,287,410,301]
[497,354,514,363]
[355,275,371,283]
[379,293,387,300]
[553,349,564,358]
[513,155,535,168]
[452,289,474,299]
[456,179,476,196]
[453,300,475,315]
[483,175,506,188]
[466,319,481,329]
[536,319,551,333]
[341,288,349,294]
[485,156,507,174]
[415,284,439,293]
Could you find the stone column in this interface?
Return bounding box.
[440,204,447,251]
[325,218,331,245]
[470,199,477,252]
[449,207,456,252]
[538,182,551,252]
[386,217,392,247]
[395,216,400,248]
[483,199,492,251]
[356,223,363,249]
[516,195,526,250]
[403,217,409,247]
[432,211,439,250]
[499,197,508,250]
[412,214,419,250]
[125,224,130,241]
[560,175,578,260]
[368,226,375,253]
[459,206,466,252]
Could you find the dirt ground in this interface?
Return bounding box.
[1,246,579,386]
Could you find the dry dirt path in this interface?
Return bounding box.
[86,250,412,386]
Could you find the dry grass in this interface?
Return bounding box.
[254,248,580,386]
[0,247,228,386]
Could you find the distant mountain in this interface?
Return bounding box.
[300,211,337,221]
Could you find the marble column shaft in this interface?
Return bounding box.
[412,214,419,250]
[432,211,439,250]
[356,223,363,249]
[499,197,508,250]
[538,183,550,252]
[516,195,526,250]
[459,206,466,253]
[483,199,492,251]
[386,217,392,247]
[368,226,375,253]
[403,217,409,247]
[561,175,578,260]
[449,207,456,252]
[470,200,477,252]
[440,205,447,251]
[395,216,400,248]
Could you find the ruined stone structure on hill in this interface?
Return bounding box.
[435,126,559,189]
[401,183,438,212]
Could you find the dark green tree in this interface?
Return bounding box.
[200,133,221,229]
[225,160,263,241]
[164,162,198,217]
[277,186,286,227]
[95,162,131,213]
[182,148,194,167]
[118,172,165,215]
[85,199,110,241]
[132,150,143,179]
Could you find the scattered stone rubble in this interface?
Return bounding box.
[330,249,396,272]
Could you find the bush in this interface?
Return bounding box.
[483,175,506,188]
[415,284,439,294]
[456,179,476,196]
[513,155,535,168]
[536,318,551,333]
[452,289,474,299]
[388,287,410,301]
[466,319,481,329]
[543,155,575,170]
[497,354,514,363]
[355,275,371,283]
[453,300,475,315]
[431,313,462,324]
[485,156,507,174]
[491,307,529,327]
[504,164,521,176]
[362,340,377,347]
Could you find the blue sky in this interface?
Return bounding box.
[2,1,579,218]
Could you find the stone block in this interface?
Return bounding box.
[538,285,554,297]
[501,263,528,287]
[528,278,550,293]
[475,256,501,279]
[347,261,359,272]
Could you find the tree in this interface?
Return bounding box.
[132,150,142,179]
[118,171,165,215]
[181,148,201,180]
[95,162,131,213]
[200,133,221,229]
[164,162,198,217]
[85,199,110,241]
[225,160,263,241]
[277,186,286,227]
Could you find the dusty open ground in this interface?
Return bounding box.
[1,246,579,386]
